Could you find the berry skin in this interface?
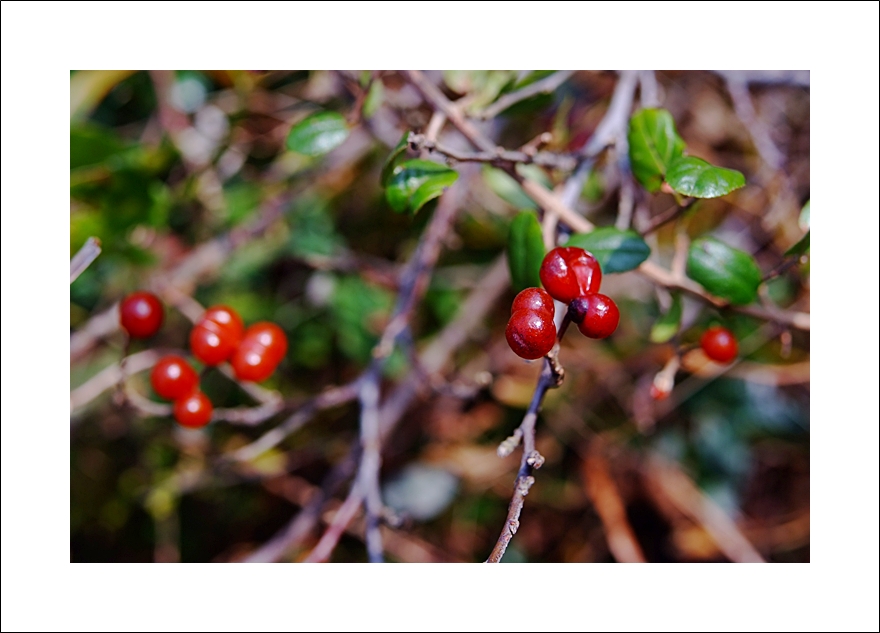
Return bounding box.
[173,391,213,428]
[190,306,245,365]
[700,326,738,363]
[506,309,557,360]
[231,322,288,382]
[511,287,555,319]
[539,247,602,304]
[150,355,199,401]
[119,292,164,339]
[571,293,620,339]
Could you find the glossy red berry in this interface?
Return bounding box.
[119,291,164,339]
[189,305,245,365]
[506,309,557,360]
[173,390,213,428]
[231,322,288,382]
[539,247,602,304]
[700,326,738,363]
[150,355,199,401]
[571,293,619,339]
[511,287,555,319]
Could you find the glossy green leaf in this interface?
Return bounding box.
[650,293,682,343]
[666,156,745,199]
[565,227,651,274]
[381,132,410,187]
[686,237,762,305]
[385,159,458,214]
[286,111,349,157]
[628,108,685,192]
[507,212,545,292]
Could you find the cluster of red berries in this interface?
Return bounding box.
[119,292,288,428]
[506,247,620,360]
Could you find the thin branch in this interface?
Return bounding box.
[358,370,384,563]
[408,132,578,171]
[70,237,102,284]
[712,69,810,88]
[725,74,786,171]
[476,70,577,120]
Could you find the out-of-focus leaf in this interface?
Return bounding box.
[380,132,410,187]
[785,231,810,257]
[565,227,651,273]
[799,200,810,231]
[483,165,537,209]
[382,464,459,521]
[385,159,458,214]
[443,70,517,112]
[686,237,762,305]
[70,125,128,170]
[70,70,136,121]
[651,293,683,343]
[628,108,685,192]
[286,111,349,156]
[667,156,745,199]
[507,212,545,292]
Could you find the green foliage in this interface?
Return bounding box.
[286,111,350,157]
[650,293,683,343]
[384,159,458,214]
[786,200,810,257]
[507,211,545,292]
[666,156,745,199]
[565,227,651,273]
[686,237,763,305]
[627,108,685,192]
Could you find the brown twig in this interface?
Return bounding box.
[70,237,102,284]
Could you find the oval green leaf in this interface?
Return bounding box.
[286,111,349,157]
[565,227,651,274]
[380,132,410,187]
[666,156,745,199]
[686,237,762,305]
[507,211,545,292]
[650,293,682,343]
[385,159,458,214]
[628,108,686,192]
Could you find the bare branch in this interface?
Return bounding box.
[70,237,101,284]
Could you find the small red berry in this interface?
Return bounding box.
[231,322,288,382]
[539,247,602,304]
[173,391,213,428]
[511,287,555,319]
[150,355,199,401]
[190,305,245,365]
[119,291,164,339]
[506,309,557,360]
[572,293,620,339]
[700,326,738,363]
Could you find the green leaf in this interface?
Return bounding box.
[785,231,810,257]
[565,227,651,274]
[628,108,686,192]
[799,200,810,231]
[686,237,762,305]
[483,165,537,209]
[381,132,410,187]
[666,156,745,199]
[507,212,545,292]
[385,159,458,214]
[286,111,349,157]
[650,293,683,343]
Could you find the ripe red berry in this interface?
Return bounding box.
[119,291,164,339]
[506,309,557,360]
[150,355,199,401]
[190,305,244,366]
[571,293,619,339]
[700,326,738,363]
[539,247,602,304]
[511,287,555,319]
[173,390,213,428]
[231,322,288,382]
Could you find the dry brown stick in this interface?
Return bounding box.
[70,237,102,284]
[644,453,765,563]
[581,441,646,563]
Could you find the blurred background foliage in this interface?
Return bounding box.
[70,70,809,562]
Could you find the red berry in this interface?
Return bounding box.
[506,309,557,360]
[190,305,244,365]
[700,326,738,363]
[511,287,555,319]
[539,247,602,304]
[572,293,619,339]
[150,355,199,401]
[231,322,288,382]
[173,391,213,428]
[119,292,164,339]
